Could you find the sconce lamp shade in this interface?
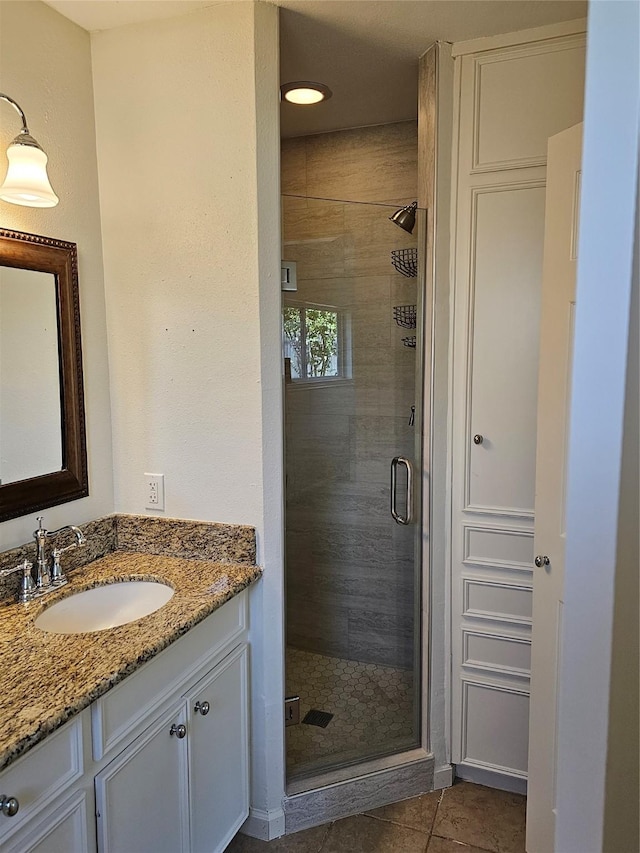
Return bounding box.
[0,134,59,208]
[389,201,417,234]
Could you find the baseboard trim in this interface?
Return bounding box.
[240,806,286,841]
[284,754,435,834]
[455,763,528,795]
[433,763,454,790]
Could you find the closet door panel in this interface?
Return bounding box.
[473,40,586,171]
[461,681,530,775]
[467,184,545,517]
[449,25,586,789]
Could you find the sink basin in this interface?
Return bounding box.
[34,581,175,634]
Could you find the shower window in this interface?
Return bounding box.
[283,303,351,382]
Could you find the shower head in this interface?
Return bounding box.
[389,201,417,234]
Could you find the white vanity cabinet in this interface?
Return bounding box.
[185,646,249,853]
[95,699,190,852]
[0,590,250,853]
[95,643,249,853]
[0,710,95,853]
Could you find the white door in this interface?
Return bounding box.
[186,644,249,853]
[526,122,583,853]
[95,701,190,853]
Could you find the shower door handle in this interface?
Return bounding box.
[390,456,413,525]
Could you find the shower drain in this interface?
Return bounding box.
[302,709,334,728]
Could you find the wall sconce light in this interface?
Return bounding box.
[0,93,59,208]
[389,201,417,234]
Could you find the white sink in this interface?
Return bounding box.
[34,581,175,634]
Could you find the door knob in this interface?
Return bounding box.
[169,723,186,739]
[473,434,484,445]
[194,701,210,716]
[0,795,19,817]
[534,555,550,568]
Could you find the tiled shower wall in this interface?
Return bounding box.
[282,122,419,669]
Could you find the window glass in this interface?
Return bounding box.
[283,304,349,382]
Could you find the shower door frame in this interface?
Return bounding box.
[283,204,434,807]
[282,42,454,825]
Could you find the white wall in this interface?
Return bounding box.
[0,0,113,549]
[92,2,265,525]
[91,2,284,835]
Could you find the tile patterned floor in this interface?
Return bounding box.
[286,647,416,777]
[227,781,527,853]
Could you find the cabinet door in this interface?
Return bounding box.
[186,644,249,853]
[95,701,189,853]
[4,790,92,853]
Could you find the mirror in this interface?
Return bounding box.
[0,229,88,522]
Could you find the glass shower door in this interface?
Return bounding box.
[283,196,424,783]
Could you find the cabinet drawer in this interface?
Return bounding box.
[92,591,247,760]
[0,711,86,842]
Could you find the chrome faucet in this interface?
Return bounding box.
[19,516,87,601]
[50,525,86,586]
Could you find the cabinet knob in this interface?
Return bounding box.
[0,795,19,817]
[194,701,210,716]
[473,434,484,445]
[169,723,187,739]
[534,555,550,568]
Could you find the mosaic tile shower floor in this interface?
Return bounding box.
[286,647,416,777]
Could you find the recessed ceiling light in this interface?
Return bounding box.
[280,81,332,105]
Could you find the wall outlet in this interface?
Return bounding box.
[144,473,165,511]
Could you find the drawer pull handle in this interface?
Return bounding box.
[169,723,187,739]
[473,434,484,445]
[0,796,19,817]
[194,701,210,716]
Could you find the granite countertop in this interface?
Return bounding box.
[0,550,262,772]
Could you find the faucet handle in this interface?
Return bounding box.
[51,549,68,586]
[18,560,36,603]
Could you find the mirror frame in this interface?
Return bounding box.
[0,229,88,522]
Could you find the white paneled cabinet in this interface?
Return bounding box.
[3,789,93,853]
[0,593,249,853]
[95,700,190,853]
[449,22,586,790]
[187,647,249,853]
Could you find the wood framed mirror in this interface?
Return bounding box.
[0,229,88,522]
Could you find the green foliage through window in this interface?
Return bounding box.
[283,305,345,380]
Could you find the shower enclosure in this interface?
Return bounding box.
[282,193,426,786]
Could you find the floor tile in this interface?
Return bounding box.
[366,791,442,833]
[321,814,429,853]
[286,647,414,776]
[427,837,488,853]
[227,824,330,852]
[432,782,526,853]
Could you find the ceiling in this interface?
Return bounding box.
[45,0,588,138]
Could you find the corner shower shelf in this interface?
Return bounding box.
[393,305,417,329]
[402,336,417,349]
[390,247,418,278]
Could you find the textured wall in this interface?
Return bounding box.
[0,0,114,549]
[92,4,265,526]
[282,122,419,668]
